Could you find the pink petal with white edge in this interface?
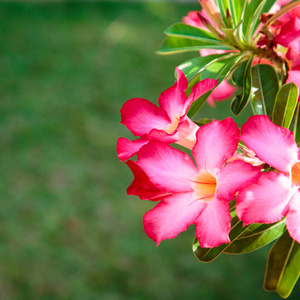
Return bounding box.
[143,192,207,246]
[194,197,231,248]
[216,160,261,202]
[193,118,239,175]
[286,192,300,244]
[117,137,148,162]
[175,118,199,149]
[241,115,298,172]
[126,160,169,201]
[137,141,198,193]
[236,171,293,225]
[120,98,170,136]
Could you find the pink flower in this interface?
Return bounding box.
[236,115,300,243]
[135,118,260,248]
[117,68,217,161]
[206,80,237,107]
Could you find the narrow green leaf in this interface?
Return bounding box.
[293,103,300,146]
[194,118,213,127]
[200,54,242,81]
[178,53,230,81]
[157,36,233,55]
[222,21,245,49]
[272,82,298,129]
[264,231,300,298]
[216,0,230,27]
[251,64,279,117]
[228,0,247,27]
[231,57,254,115]
[224,220,286,254]
[165,23,220,43]
[232,60,247,87]
[188,54,242,118]
[243,0,277,41]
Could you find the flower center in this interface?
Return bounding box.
[165,116,180,134]
[292,162,300,187]
[192,171,217,202]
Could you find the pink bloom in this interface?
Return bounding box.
[135,118,260,247]
[286,70,300,101]
[206,80,237,107]
[117,68,217,161]
[236,115,300,243]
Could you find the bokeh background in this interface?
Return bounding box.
[0,0,300,299]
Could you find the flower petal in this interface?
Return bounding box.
[216,160,261,202]
[143,192,206,246]
[241,115,298,172]
[117,137,148,162]
[194,197,231,248]
[126,160,169,201]
[236,172,293,225]
[286,192,300,244]
[120,98,170,136]
[206,80,237,107]
[158,68,217,120]
[158,68,189,119]
[193,118,239,175]
[137,141,197,193]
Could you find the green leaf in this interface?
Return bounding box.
[228,0,247,27]
[231,57,254,115]
[157,36,233,55]
[243,0,277,42]
[293,104,300,146]
[178,53,230,81]
[251,64,279,117]
[194,118,213,127]
[187,54,242,118]
[264,230,300,298]
[272,82,298,129]
[165,23,219,43]
[200,54,242,81]
[222,21,245,49]
[232,60,247,87]
[224,220,286,254]
[216,0,230,27]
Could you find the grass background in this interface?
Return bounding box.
[0,0,299,299]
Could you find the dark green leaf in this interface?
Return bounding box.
[272,82,298,129]
[224,220,286,254]
[231,60,247,87]
[293,104,300,146]
[251,64,279,117]
[231,57,254,115]
[165,23,219,42]
[157,36,233,55]
[264,230,300,298]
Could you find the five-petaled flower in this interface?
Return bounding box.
[117,68,217,161]
[133,118,260,248]
[236,115,300,244]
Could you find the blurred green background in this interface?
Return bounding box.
[0,0,299,299]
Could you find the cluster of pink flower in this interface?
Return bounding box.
[117,66,300,248]
[183,0,300,105]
